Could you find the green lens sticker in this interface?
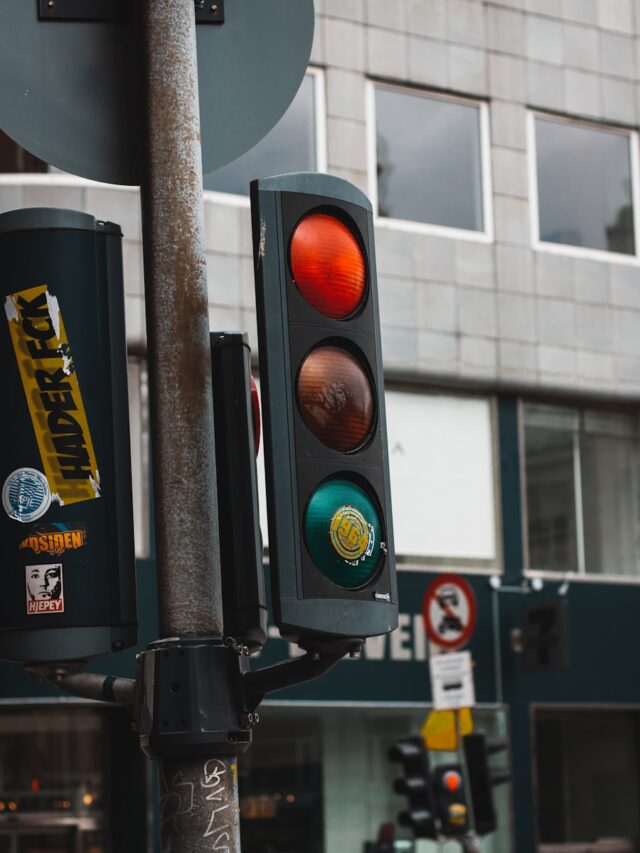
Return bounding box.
[330,506,371,561]
[304,479,382,589]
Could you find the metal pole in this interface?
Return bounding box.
[158,756,241,853]
[139,0,222,639]
[138,2,239,851]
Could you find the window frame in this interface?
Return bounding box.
[519,399,640,586]
[527,110,640,266]
[202,66,327,207]
[365,80,494,243]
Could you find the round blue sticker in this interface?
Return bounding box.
[2,468,52,523]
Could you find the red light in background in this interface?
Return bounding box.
[31,779,39,793]
[443,770,462,793]
[290,213,366,319]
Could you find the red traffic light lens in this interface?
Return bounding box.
[443,770,462,793]
[297,346,374,452]
[290,213,366,319]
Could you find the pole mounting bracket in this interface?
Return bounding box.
[38,0,225,25]
[135,637,250,760]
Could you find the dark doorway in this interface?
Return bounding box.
[535,708,640,851]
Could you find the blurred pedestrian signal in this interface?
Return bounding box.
[463,731,511,836]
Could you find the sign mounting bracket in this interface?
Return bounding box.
[38,0,225,25]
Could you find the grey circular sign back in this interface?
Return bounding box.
[0,1,314,186]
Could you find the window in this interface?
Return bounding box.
[535,708,640,848]
[238,708,323,853]
[204,70,324,197]
[531,114,638,258]
[369,83,491,237]
[0,706,147,853]
[385,391,498,568]
[245,705,512,853]
[523,404,640,579]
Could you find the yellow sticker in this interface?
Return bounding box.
[5,284,100,508]
[422,709,457,751]
[329,505,370,561]
[421,708,474,751]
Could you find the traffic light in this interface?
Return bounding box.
[463,732,511,836]
[388,737,437,839]
[210,331,267,653]
[433,764,469,836]
[0,208,136,663]
[522,601,568,672]
[250,173,397,649]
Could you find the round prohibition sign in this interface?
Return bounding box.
[422,574,478,650]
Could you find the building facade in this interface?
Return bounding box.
[2,1,640,851]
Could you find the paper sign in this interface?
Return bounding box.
[429,651,475,710]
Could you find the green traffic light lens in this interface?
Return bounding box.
[304,479,383,589]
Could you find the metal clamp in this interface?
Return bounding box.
[135,637,251,760]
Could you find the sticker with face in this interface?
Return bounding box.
[25,563,64,614]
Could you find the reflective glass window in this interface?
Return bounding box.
[0,709,106,852]
[239,710,323,853]
[374,85,485,232]
[524,404,640,577]
[0,706,146,853]
[240,706,512,853]
[535,708,640,846]
[535,116,636,255]
[204,72,318,196]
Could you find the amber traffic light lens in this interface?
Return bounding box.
[290,213,366,318]
[297,346,374,452]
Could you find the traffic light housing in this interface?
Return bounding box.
[250,173,397,649]
[210,331,267,653]
[0,208,136,663]
[463,732,511,836]
[388,737,437,839]
[433,764,469,837]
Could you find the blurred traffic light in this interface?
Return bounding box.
[463,731,511,836]
[433,764,469,836]
[250,173,397,650]
[522,601,568,672]
[388,736,437,839]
